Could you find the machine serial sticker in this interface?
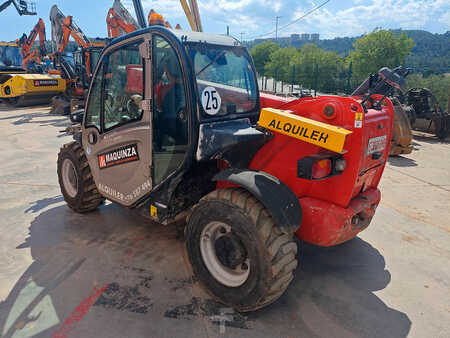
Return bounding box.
[354,112,363,128]
[258,108,352,153]
[98,144,139,169]
[33,79,59,87]
[367,135,387,155]
[201,86,222,115]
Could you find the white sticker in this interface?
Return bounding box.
[367,135,387,155]
[201,86,221,115]
[354,120,362,128]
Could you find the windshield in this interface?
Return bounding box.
[187,44,257,117]
[0,45,22,68]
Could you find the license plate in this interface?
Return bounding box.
[367,135,387,155]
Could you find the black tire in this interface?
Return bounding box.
[57,141,104,213]
[185,188,298,312]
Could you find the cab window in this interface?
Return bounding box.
[152,35,188,185]
[85,61,104,130]
[102,41,144,131]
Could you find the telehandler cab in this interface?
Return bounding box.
[58,26,395,311]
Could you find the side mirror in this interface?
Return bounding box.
[70,109,84,124]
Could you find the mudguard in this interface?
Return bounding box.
[213,168,302,234]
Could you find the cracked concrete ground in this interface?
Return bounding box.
[0,104,449,338]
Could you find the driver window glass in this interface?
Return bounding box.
[103,41,144,131]
[85,61,104,130]
[152,35,188,185]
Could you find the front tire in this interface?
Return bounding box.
[186,188,298,312]
[57,141,104,213]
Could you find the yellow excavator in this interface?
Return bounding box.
[0,40,66,106]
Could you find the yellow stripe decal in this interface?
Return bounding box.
[258,108,352,153]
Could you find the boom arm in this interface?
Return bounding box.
[18,17,46,68]
[132,0,147,28]
[50,5,98,79]
[50,5,90,53]
[0,0,36,16]
[107,0,140,38]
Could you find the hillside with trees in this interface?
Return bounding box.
[248,29,449,76]
[250,29,449,108]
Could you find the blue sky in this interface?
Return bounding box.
[0,0,449,42]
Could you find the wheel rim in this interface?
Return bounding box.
[62,158,78,198]
[200,221,250,287]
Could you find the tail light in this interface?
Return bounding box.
[298,153,346,180]
[311,159,332,179]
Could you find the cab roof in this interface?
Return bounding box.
[109,26,241,48]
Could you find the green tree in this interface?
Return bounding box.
[250,41,280,75]
[348,29,415,81]
[264,47,298,82]
[293,44,346,92]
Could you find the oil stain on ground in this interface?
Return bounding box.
[94,282,153,314]
[165,297,251,330]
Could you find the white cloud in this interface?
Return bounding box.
[286,0,449,38]
[121,0,449,39]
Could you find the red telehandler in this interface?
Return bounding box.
[57,0,396,312]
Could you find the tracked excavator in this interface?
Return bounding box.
[107,0,182,39]
[0,19,66,106]
[17,18,47,71]
[49,5,108,113]
[107,0,140,38]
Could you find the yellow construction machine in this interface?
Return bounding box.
[0,73,65,106]
[0,41,66,106]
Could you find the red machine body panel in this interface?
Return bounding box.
[251,92,394,246]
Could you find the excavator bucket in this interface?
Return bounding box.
[389,98,414,156]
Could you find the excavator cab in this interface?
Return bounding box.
[73,46,104,89]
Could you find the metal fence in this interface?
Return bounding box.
[258,62,362,96]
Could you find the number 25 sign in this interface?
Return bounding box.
[201,86,222,116]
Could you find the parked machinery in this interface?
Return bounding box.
[0,25,66,106]
[107,0,140,38]
[352,67,414,155]
[49,5,108,113]
[16,18,47,71]
[0,0,36,16]
[403,87,449,140]
[50,5,107,90]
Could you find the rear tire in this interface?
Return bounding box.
[186,188,298,312]
[57,141,104,213]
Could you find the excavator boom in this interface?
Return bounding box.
[107,0,140,38]
[18,17,46,69]
[50,5,100,78]
[0,0,36,16]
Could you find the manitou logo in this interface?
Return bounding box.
[97,144,139,169]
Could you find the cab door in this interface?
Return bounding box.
[82,36,153,207]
